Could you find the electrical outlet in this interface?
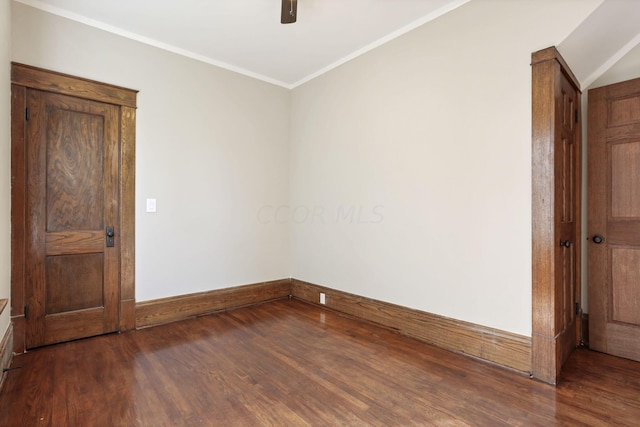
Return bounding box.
[319,292,326,305]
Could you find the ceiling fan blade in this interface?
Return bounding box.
[281,0,297,24]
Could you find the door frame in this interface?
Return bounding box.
[531,47,583,384]
[10,63,137,353]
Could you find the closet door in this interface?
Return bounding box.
[24,89,121,348]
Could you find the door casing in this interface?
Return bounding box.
[10,63,137,353]
[531,47,583,385]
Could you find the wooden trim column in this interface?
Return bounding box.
[120,105,137,331]
[531,47,582,384]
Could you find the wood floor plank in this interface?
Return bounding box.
[1,299,640,426]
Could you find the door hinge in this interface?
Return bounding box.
[24,303,28,319]
[25,107,30,121]
[575,109,579,124]
[575,302,580,316]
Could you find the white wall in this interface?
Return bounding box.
[290,0,601,336]
[0,0,11,338]
[11,2,291,301]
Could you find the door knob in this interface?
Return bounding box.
[560,240,571,247]
[592,235,604,244]
[106,226,115,247]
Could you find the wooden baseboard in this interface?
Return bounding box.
[0,323,14,392]
[136,279,292,328]
[10,276,532,373]
[291,279,532,373]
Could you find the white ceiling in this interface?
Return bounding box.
[15,0,640,90]
[557,0,640,89]
[16,0,471,88]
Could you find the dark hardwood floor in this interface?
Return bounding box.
[1,299,639,426]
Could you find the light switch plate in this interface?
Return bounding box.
[146,198,157,213]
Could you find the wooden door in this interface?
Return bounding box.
[24,89,120,348]
[588,78,640,361]
[556,69,581,356]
